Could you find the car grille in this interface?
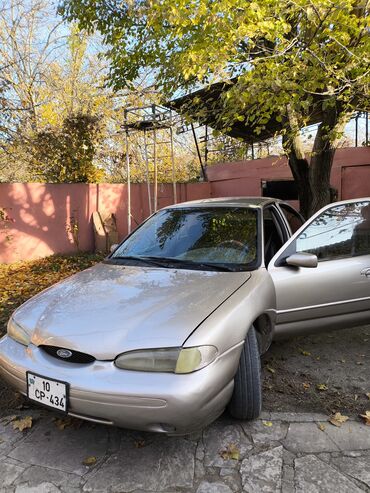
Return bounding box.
[40,345,96,364]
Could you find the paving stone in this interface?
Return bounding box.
[282,464,294,482]
[294,455,363,493]
[15,483,61,493]
[194,459,206,481]
[281,482,295,493]
[8,420,109,475]
[83,435,195,492]
[240,446,283,493]
[203,423,252,468]
[242,420,288,444]
[196,441,205,461]
[196,481,233,493]
[0,418,31,457]
[323,421,370,451]
[13,465,83,490]
[282,449,295,467]
[283,422,339,453]
[268,413,329,423]
[331,456,370,488]
[220,468,235,477]
[220,471,242,493]
[0,459,27,488]
[343,451,362,457]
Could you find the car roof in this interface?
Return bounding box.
[165,196,280,209]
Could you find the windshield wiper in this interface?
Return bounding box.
[142,256,236,272]
[109,255,237,271]
[108,255,169,268]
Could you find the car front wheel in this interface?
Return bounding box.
[228,326,262,420]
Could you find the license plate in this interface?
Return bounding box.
[27,372,68,412]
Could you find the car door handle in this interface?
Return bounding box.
[361,268,370,277]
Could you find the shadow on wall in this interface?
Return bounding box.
[0,183,93,263]
[0,182,211,264]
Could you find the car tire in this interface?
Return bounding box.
[228,326,262,420]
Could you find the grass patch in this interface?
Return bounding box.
[0,253,104,337]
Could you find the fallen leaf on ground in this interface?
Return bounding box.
[83,456,97,466]
[318,423,326,431]
[262,420,273,427]
[303,382,311,390]
[220,443,240,461]
[359,411,370,426]
[329,412,349,427]
[299,349,311,356]
[366,393,370,400]
[340,359,346,363]
[12,416,32,432]
[267,367,275,374]
[134,439,146,448]
[316,384,328,391]
[54,417,73,430]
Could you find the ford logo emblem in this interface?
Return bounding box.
[57,349,73,359]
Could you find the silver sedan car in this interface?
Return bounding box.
[1,197,370,434]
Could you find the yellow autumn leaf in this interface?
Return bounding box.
[12,416,33,432]
[329,412,349,427]
[54,417,75,430]
[316,384,328,391]
[262,420,273,427]
[318,423,326,431]
[220,443,240,461]
[359,411,370,426]
[83,456,97,466]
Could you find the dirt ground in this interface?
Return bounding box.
[262,324,370,417]
[0,325,369,418]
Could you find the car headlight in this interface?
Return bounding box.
[7,316,31,346]
[114,346,217,374]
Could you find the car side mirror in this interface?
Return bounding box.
[285,252,318,268]
[110,243,119,253]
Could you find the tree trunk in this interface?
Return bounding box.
[308,147,334,216]
[282,122,313,219]
[283,104,348,219]
[284,139,334,219]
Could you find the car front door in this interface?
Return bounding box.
[268,199,370,337]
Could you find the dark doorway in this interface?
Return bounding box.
[261,180,298,200]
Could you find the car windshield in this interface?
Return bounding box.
[110,207,258,271]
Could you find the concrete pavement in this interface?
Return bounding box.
[0,410,370,492]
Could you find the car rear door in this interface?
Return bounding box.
[268,199,370,337]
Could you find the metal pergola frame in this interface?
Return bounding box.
[123,104,178,233]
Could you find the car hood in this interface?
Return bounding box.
[14,262,250,360]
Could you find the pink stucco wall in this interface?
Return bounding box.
[1,147,369,264]
[206,147,370,201]
[0,182,211,263]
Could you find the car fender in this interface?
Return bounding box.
[183,268,276,358]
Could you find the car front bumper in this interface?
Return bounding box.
[0,336,242,434]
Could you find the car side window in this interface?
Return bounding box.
[296,201,370,261]
[279,204,305,234]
